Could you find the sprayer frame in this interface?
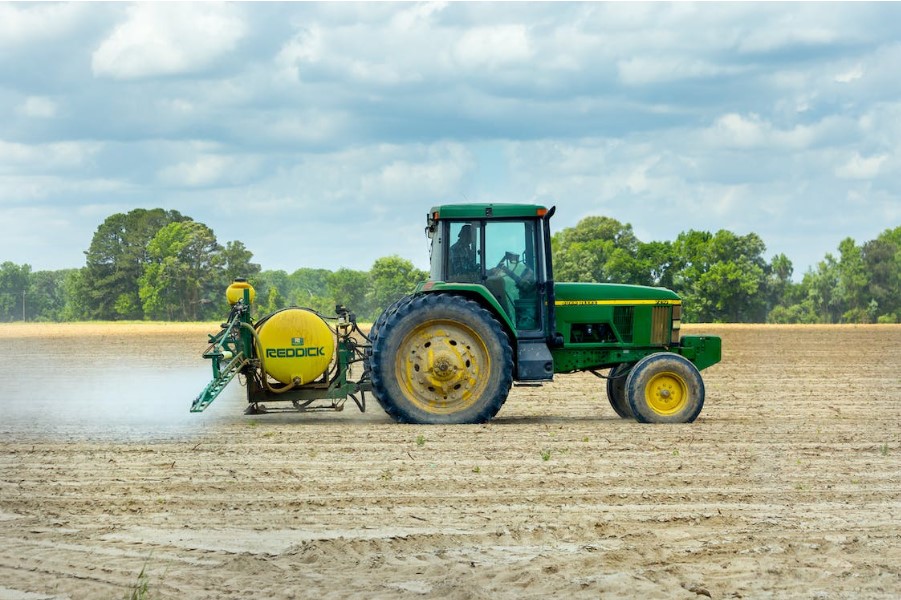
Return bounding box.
[191,288,372,414]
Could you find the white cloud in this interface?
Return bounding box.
[0,175,126,203]
[835,64,864,83]
[256,111,348,146]
[0,3,89,47]
[835,153,887,180]
[617,57,741,86]
[703,113,845,151]
[391,1,447,31]
[4,3,900,275]
[17,97,58,119]
[276,26,324,81]
[276,20,431,86]
[361,148,474,201]
[453,25,534,70]
[157,154,261,188]
[0,140,101,173]
[92,3,246,80]
[738,15,838,54]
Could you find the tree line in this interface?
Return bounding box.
[550,216,899,324]
[0,208,897,324]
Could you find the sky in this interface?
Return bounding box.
[1,2,899,280]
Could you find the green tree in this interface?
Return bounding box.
[368,255,428,317]
[671,230,769,322]
[862,227,901,322]
[552,216,647,284]
[764,253,816,323]
[801,255,843,323]
[288,268,332,305]
[83,208,189,320]
[771,228,900,323]
[637,241,677,288]
[253,270,289,314]
[328,268,372,320]
[262,284,285,315]
[138,221,223,320]
[27,270,71,321]
[221,240,261,284]
[59,268,91,321]
[837,237,870,322]
[0,262,31,321]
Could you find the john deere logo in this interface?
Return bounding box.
[291,337,304,346]
[266,346,325,358]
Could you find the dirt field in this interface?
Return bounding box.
[0,324,899,599]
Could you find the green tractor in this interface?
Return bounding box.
[192,203,721,424]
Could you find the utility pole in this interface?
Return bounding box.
[22,288,26,321]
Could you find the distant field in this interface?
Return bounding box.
[0,320,882,337]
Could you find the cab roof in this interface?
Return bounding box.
[428,203,548,220]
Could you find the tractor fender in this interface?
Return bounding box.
[414,281,518,337]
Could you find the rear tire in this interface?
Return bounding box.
[606,364,633,419]
[369,294,415,342]
[626,353,704,424]
[368,293,513,424]
[364,294,415,379]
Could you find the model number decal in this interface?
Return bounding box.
[555,299,681,306]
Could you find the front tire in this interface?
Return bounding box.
[368,294,513,424]
[606,363,633,419]
[626,353,704,423]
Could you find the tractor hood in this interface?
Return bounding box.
[553,282,681,306]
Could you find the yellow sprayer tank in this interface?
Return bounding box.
[226,278,256,305]
[256,308,334,385]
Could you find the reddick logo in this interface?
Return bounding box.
[266,347,325,358]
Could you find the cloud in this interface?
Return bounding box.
[702,113,851,151]
[361,144,475,201]
[452,25,534,70]
[3,2,901,276]
[835,64,864,84]
[0,174,126,203]
[617,57,742,86]
[92,3,246,80]
[835,153,888,180]
[0,3,90,48]
[0,140,101,173]
[276,25,324,80]
[157,153,261,188]
[16,97,58,119]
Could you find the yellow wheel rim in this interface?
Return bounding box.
[644,371,688,416]
[394,319,490,415]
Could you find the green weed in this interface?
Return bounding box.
[540,449,552,461]
[415,434,426,447]
[124,560,151,600]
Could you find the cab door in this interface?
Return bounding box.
[482,219,545,333]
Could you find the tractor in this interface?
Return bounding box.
[192,203,721,424]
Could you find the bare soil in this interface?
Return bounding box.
[0,324,899,599]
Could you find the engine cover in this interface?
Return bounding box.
[256,308,334,385]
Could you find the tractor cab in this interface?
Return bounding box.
[425,204,554,336]
[423,203,558,382]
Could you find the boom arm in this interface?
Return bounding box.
[191,294,254,413]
